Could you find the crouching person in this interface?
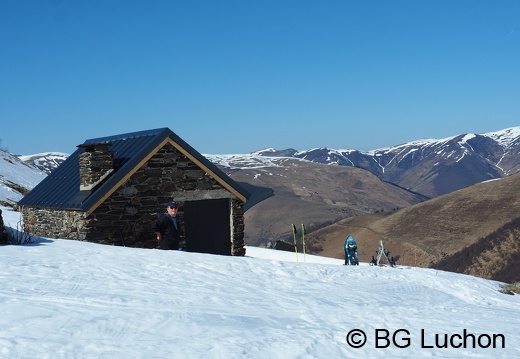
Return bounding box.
[344,235,359,265]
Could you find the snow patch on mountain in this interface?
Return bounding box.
[206,154,286,169]
[18,152,69,174]
[483,127,520,147]
[0,150,46,205]
[206,154,312,170]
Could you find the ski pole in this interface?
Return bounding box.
[291,224,299,262]
[301,223,306,262]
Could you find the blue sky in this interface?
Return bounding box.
[1,0,519,155]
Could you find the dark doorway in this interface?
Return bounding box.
[184,199,231,255]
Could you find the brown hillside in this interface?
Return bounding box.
[307,172,520,281]
[435,217,520,283]
[227,158,427,246]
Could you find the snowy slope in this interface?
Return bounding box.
[0,150,46,205]
[483,126,520,148]
[18,152,69,174]
[366,126,520,154]
[1,209,519,358]
[207,153,290,169]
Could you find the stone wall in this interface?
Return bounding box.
[21,143,246,255]
[231,199,245,256]
[20,207,85,240]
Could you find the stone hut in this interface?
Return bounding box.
[18,128,249,255]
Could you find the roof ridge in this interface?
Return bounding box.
[84,128,170,144]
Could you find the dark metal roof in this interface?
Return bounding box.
[18,128,249,211]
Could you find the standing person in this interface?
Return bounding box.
[152,201,181,250]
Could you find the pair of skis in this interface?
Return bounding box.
[291,224,306,262]
[370,240,395,267]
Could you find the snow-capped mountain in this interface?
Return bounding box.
[18,152,69,174]
[246,127,520,197]
[0,150,46,206]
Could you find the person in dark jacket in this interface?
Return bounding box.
[152,200,181,250]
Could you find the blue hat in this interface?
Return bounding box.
[168,201,178,208]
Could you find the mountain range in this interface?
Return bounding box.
[250,126,520,198]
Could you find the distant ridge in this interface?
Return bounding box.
[212,126,520,198]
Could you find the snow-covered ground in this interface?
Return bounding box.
[1,207,519,358]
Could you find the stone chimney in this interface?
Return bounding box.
[78,143,115,191]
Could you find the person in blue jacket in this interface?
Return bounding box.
[344,235,359,265]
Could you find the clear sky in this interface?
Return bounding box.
[1,0,519,155]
